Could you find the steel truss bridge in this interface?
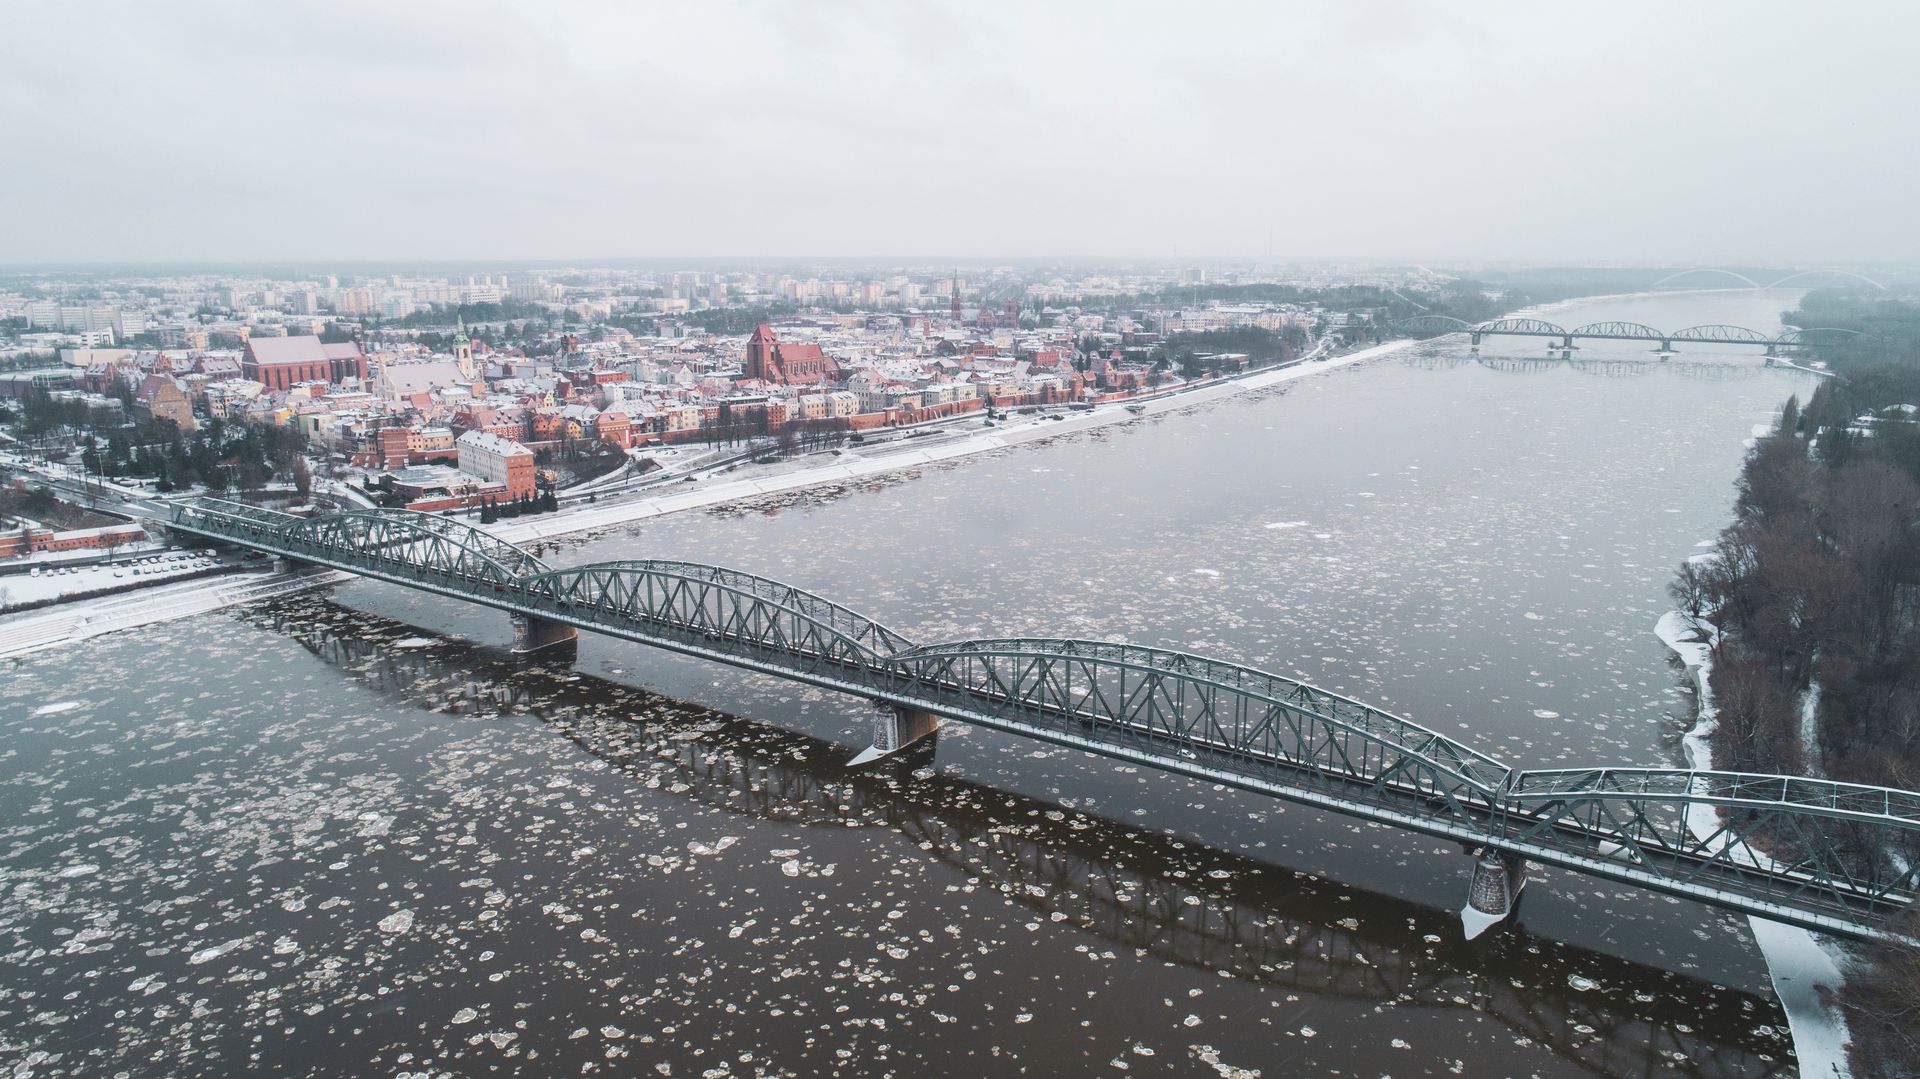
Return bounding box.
[1391,315,1866,355]
[170,496,1920,942]
[278,618,1791,1077]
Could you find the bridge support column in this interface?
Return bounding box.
[849,703,940,766]
[511,614,578,657]
[1459,848,1528,940]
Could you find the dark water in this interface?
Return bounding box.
[1,292,1818,1076]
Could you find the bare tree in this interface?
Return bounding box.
[291,455,312,502]
[1669,559,1711,621]
[1845,907,1920,1074]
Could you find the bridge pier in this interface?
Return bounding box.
[849,703,940,766]
[1460,848,1528,940]
[511,613,578,657]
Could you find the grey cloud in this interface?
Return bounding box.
[1,0,1914,264]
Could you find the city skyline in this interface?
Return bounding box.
[5,0,1917,265]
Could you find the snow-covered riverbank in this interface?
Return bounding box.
[491,339,1420,545]
[1655,611,1855,1077]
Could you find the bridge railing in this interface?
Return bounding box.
[881,639,1512,830]
[1500,768,1920,924]
[509,560,914,675]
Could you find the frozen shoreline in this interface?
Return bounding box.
[1654,612,1855,1077]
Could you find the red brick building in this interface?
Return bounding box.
[242,336,368,390]
[133,374,197,430]
[0,521,146,558]
[744,325,841,385]
[455,431,537,500]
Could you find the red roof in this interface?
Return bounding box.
[245,335,328,366]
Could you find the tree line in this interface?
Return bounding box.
[1671,293,1920,1073]
[477,490,559,522]
[1143,326,1307,379]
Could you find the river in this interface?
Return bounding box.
[0,290,1821,1077]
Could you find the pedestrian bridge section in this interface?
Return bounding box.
[168,497,1919,942]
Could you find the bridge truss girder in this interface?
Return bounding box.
[1669,323,1774,345]
[1473,318,1569,337]
[1391,315,1474,336]
[1566,321,1668,341]
[518,559,913,670]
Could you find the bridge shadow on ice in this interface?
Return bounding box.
[254,598,1793,1079]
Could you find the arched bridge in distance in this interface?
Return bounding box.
[1392,314,1866,357]
[167,497,1920,943]
[1649,267,1890,292]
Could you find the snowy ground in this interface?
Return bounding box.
[492,339,1413,545]
[0,565,346,660]
[1655,608,1856,1077]
[0,549,226,609]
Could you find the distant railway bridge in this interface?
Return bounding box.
[1391,315,1865,356]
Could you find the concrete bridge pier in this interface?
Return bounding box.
[1460,848,1528,939]
[511,613,578,657]
[849,703,940,766]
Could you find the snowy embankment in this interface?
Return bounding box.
[1654,608,1855,1077]
[0,568,345,660]
[1,553,220,610]
[493,339,1419,545]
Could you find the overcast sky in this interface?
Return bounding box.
[3,1,1914,266]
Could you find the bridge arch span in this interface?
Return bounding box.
[1504,768,1920,922]
[1669,323,1773,345]
[1774,326,1866,349]
[1568,321,1667,340]
[1391,315,1473,336]
[1473,318,1568,337]
[288,508,549,585]
[1651,268,1765,290]
[518,559,913,669]
[887,638,1512,814]
[1766,269,1888,291]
